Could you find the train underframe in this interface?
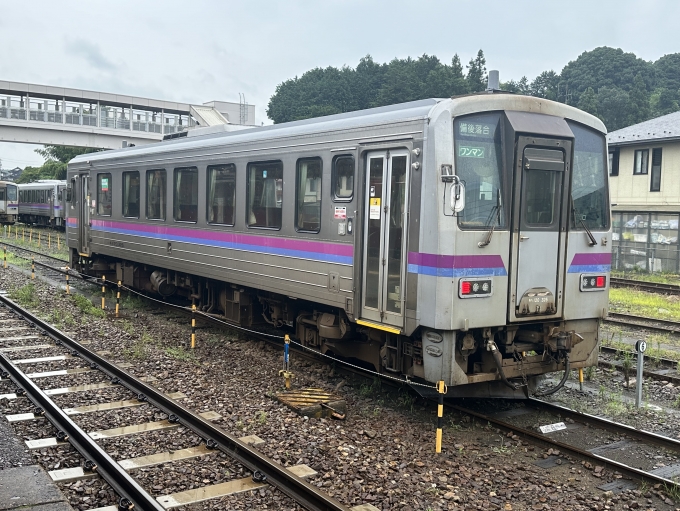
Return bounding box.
[19,214,63,229]
[75,252,600,398]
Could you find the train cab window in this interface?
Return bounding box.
[568,121,609,231]
[174,167,198,223]
[247,161,283,229]
[0,189,5,201]
[296,158,322,232]
[207,164,236,225]
[146,169,167,221]
[332,155,354,201]
[123,171,140,218]
[97,173,112,216]
[8,185,15,203]
[454,113,505,229]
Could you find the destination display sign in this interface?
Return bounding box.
[459,122,493,137]
[458,146,485,158]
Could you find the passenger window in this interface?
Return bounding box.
[296,158,322,232]
[174,167,198,222]
[97,173,112,216]
[207,164,236,225]
[523,170,558,226]
[123,171,140,218]
[146,169,167,220]
[333,155,354,200]
[247,161,283,229]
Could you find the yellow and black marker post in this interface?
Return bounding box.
[3,246,6,269]
[31,256,35,280]
[579,368,584,391]
[101,275,106,310]
[436,380,447,453]
[57,235,60,250]
[191,303,197,349]
[115,280,121,318]
[29,229,32,243]
[38,231,41,247]
[48,233,51,249]
[65,266,70,295]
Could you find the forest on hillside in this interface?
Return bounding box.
[266,47,680,132]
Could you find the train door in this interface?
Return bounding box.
[509,137,571,321]
[78,174,91,256]
[360,150,409,329]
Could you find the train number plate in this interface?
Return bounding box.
[539,422,566,434]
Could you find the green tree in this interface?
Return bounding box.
[651,87,679,116]
[596,87,631,131]
[466,50,487,92]
[15,145,101,184]
[577,86,598,116]
[628,73,650,124]
[530,70,559,100]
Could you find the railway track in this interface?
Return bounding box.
[604,312,680,334]
[4,247,680,502]
[611,277,680,295]
[0,294,363,511]
[451,398,680,493]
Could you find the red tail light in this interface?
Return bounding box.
[596,276,605,288]
[461,281,471,295]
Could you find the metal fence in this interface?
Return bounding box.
[612,211,680,273]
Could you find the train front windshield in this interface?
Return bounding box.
[6,185,16,203]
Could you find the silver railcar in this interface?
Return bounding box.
[18,180,67,228]
[66,93,611,397]
[0,181,17,225]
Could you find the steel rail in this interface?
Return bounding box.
[605,312,680,334]
[525,398,680,452]
[448,401,680,489]
[611,277,680,295]
[1,240,67,264]
[0,350,164,511]
[0,294,350,511]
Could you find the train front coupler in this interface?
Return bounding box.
[533,329,584,397]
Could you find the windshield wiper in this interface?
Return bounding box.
[571,199,597,246]
[478,189,502,248]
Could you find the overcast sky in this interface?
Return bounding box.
[2,0,679,168]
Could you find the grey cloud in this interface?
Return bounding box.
[64,38,117,71]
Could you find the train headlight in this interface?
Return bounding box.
[459,278,493,299]
[580,274,607,292]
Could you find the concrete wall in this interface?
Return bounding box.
[609,141,680,207]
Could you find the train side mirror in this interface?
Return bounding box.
[450,179,465,213]
[66,188,72,203]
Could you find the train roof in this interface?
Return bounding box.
[17,180,66,188]
[71,94,606,167]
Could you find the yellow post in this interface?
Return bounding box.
[29,229,32,243]
[115,280,121,318]
[31,256,35,280]
[3,246,6,269]
[436,380,446,453]
[65,266,70,294]
[15,225,17,239]
[278,334,294,389]
[57,235,60,250]
[191,303,196,349]
[579,368,584,391]
[38,231,41,247]
[48,233,51,249]
[101,275,106,310]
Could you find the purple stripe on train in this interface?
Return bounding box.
[407,252,507,277]
[567,252,611,273]
[90,219,354,265]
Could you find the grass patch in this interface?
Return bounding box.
[164,345,197,362]
[2,228,69,261]
[609,287,680,321]
[72,294,106,318]
[611,269,680,285]
[10,283,39,307]
[124,331,155,360]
